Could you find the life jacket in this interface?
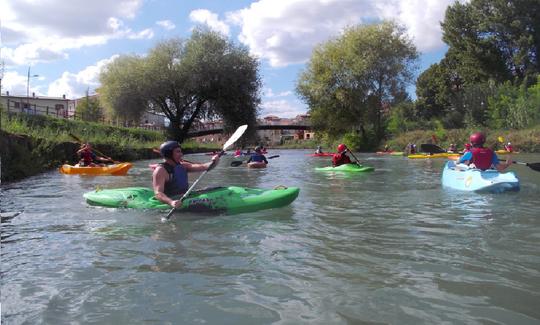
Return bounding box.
[250,153,266,163]
[332,153,352,166]
[80,149,94,164]
[471,147,494,170]
[159,162,188,196]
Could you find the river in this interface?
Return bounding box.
[2,150,540,324]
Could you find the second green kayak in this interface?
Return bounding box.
[83,186,300,215]
[315,163,374,172]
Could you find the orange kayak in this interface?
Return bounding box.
[59,163,132,175]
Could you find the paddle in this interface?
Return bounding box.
[230,155,280,167]
[420,143,447,154]
[69,133,120,164]
[345,149,363,166]
[163,124,248,221]
[513,161,540,172]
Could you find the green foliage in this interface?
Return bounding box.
[297,21,418,142]
[488,77,540,129]
[76,94,103,122]
[99,28,261,143]
[1,109,164,149]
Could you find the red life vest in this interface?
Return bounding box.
[80,149,94,164]
[471,147,494,170]
[332,153,352,166]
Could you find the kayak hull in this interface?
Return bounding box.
[441,161,519,193]
[247,162,267,168]
[59,163,132,175]
[83,186,300,215]
[315,163,374,172]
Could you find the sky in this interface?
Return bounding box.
[0,0,459,118]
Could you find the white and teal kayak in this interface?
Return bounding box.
[441,161,519,193]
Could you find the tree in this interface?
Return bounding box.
[99,28,261,142]
[441,0,540,85]
[76,91,103,122]
[296,21,418,144]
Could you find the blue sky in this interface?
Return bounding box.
[1,0,457,118]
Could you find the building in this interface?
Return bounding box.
[1,91,71,118]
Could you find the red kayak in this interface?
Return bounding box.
[307,153,334,157]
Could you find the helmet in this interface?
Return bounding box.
[317,145,321,149]
[160,141,181,159]
[469,132,486,145]
[255,146,262,152]
[465,143,471,149]
[337,144,347,152]
[507,142,511,145]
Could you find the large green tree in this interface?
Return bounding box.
[442,0,540,85]
[99,28,261,142]
[296,21,418,143]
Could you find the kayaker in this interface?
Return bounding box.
[247,146,268,165]
[461,143,471,153]
[77,143,112,167]
[447,143,457,153]
[315,145,323,154]
[458,132,512,171]
[384,144,389,152]
[153,141,220,208]
[505,142,513,153]
[332,144,352,167]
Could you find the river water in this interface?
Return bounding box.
[2,150,540,324]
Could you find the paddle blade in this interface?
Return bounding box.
[420,143,446,154]
[267,155,280,159]
[230,161,244,167]
[222,125,248,151]
[498,136,504,143]
[527,162,540,172]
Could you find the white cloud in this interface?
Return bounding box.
[47,55,119,98]
[156,20,176,30]
[1,0,145,65]
[189,9,230,36]
[229,0,456,67]
[264,88,292,98]
[261,99,307,118]
[1,71,43,96]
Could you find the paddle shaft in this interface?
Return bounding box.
[163,124,248,220]
[513,161,540,172]
[346,149,362,165]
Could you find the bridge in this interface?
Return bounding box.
[187,124,311,137]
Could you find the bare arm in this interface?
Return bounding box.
[152,167,182,208]
[496,156,512,172]
[182,155,220,172]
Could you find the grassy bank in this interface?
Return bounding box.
[0,110,221,151]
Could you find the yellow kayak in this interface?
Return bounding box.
[408,153,460,159]
[495,150,516,155]
[59,163,133,175]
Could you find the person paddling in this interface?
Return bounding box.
[458,132,511,171]
[153,141,220,208]
[315,145,323,154]
[504,142,514,153]
[246,146,268,165]
[461,143,471,154]
[77,143,112,166]
[332,144,352,167]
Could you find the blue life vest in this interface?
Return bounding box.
[250,153,266,163]
[160,162,188,196]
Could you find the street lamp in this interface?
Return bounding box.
[26,66,39,109]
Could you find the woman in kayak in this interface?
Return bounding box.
[315,145,323,154]
[332,144,352,167]
[153,141,220,208]
[458,132,511,171]
[247,146,268,165]
[77,143,112,167]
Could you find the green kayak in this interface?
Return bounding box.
[315,163,374,172]
[83,186,300,215]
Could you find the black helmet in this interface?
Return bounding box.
[160,141,180,159]
[255,146,262,152]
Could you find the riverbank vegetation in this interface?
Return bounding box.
[295,0,540,152]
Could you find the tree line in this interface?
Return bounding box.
[84,0,539,148]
